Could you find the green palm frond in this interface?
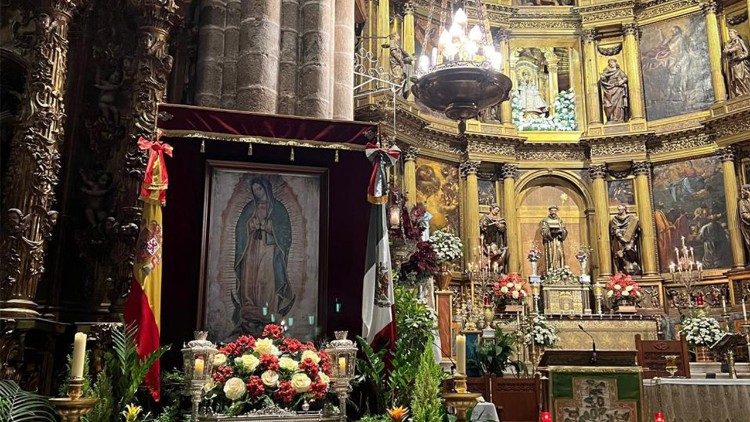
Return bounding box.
[0,380,57,422]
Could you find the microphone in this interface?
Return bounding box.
[578,324,597,365]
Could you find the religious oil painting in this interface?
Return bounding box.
[201,161,327,342]
[415,157,461,231]
[652,156,730,271]
[608,179,635,207]
[478,179,498,207]
[639,13,714,120]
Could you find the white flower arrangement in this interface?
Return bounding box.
[542,266,578,284]
[511,89,578,132]
[524,315,558,348]
[429,229,463,264]
[679,316,725,347]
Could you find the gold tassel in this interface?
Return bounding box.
[200,140,205,153]
[247,143,253,156]
[290,147,295,161]
[334,149,339,162]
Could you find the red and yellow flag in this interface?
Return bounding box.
[124,135,172,401]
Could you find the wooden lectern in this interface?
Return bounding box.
[539,350,643,422]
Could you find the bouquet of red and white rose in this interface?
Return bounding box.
[204,324,333,416]
[605,272,642,303]
[492,272,528,304]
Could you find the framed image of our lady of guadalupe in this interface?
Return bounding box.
[199,161,328,342]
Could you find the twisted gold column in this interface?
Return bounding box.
[583,29,602,125]
[719,147,746,268]
[403,147,418,206]
[461,160,481,265]
[589,165,612,277]
[633,162,658,275]
[497,29,513,125]
[502,164,519,273]
[623,24,645,121]
[704,1,727,103]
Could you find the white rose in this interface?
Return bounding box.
[291,373,312,393]
[261,370,279,387]
[213,353,227,367]
[279,356,299,372]
[622,291,630,297]
[301,350,321,364]
[507,282,514,288]
[500,286,509,294]
[614,284,622,290]
[241,354,260,371]
[254,338,279,356]
[223,377,246,401]
[512,291,520,299]
[203,379,216,392]
[606,291,613,297]
[318,372,330,385]
[625,285,633,291]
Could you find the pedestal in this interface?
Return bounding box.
[436,290,453,359]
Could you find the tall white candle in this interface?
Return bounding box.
[743,299,748,320]
[456,334,467,375]
[71,332,87,379]
[722,297,727,314]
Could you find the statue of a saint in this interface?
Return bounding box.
[480,204,508,273]
[540,206,567,271]
[599,59,628,123]
[739,184,750,258]
[610,204,641,275]
[724,29,750,98]
[517,70,548,118]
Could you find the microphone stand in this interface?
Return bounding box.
[578,324,597,365]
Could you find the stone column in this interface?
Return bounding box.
[194,0,226,107]
[402,2,415,56]
[582,29,602,125]
[633,162,658,275]
[237,0,280,112]
[221,0,241,108]
[333,0,355,120]
[0,0,80,317]
[622,23,645,121]
[277,0,299,114]
[497,29,513,125]
[403,147,418,205]
[704,1,727,103]
[501,164,519,273]
[588,165,612,277]
[299,0,333,117]
[718,147,746,268]
[461,160,481,265]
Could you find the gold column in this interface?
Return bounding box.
[497,29,513,125]
[501,164,519,273]
[623,23,645,122]
[403,147,418,205]
[461,160,481,265]
[633,162,658,275]
[547,58,559,115]
[589,165,612,277]
[704,1,727,103]
[719,147,746,268]
[377,0,390,76]
[583,29,602,125]
[459,171,469,262]
[0,0,80,316]
[402,2,415,56]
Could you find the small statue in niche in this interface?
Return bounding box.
[388,32,412,98]
[95,68,123,124]
[599,59,628,123]
[738,184,750,259]
[79,169,114,228]
[480,204,508,273]
[540,205,567,271]
[610,204,641,275]
[723,29,750,98]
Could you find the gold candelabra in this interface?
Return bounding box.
[668,236,704,308]
[442,374,482,422]
[50,378,97,422]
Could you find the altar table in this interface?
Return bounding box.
[643,378,750,422]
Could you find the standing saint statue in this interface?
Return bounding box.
[518,70,548,118]
[610,204,642,275]
[540,206,567,271]
[724,29,750,98]
[599,59,628,123]
[739,184,750,259]
[480,204,508,273]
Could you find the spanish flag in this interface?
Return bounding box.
[124,135,172,401]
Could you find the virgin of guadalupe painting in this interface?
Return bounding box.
[201,161,326,342]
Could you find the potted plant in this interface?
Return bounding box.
[524,315,558,363]
[604,272,641,313]
[679,316,725,362]
[429,230,463,290]
[398,241,439,287]
[491,273,528,313]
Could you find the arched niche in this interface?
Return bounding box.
[514,170,595,276]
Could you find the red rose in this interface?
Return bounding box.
[275,380,296,404]
[299,357,319,377]
[260,354,280,372]
[236,335,256,351]
[309,380,328,400]
[212,365,233,384]
[281,338,303,353]
[262,324,285,339]
[219,342,241,357]
[246,375,265,398]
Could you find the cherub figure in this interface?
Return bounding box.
[79,169,114,228]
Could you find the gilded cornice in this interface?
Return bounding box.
[583,133,649,163]
[509,7,580,32]
[576,1,636,26]
[516,143,588,163]
[646,129,716,162]
[635,0,702,21]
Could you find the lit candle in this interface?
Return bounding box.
[287,317,294,327]
[270,313,276,323]
[308,314,315,325]
[722,297,727,314]
[681,236,685,248]
[675,247,679,262]
[194,357,205,375]
[689,247,694,261]
[456,334,467,375]
[262,303,269,316]
[669,262,675,274]
[71,332,87,379]
[338,357,347,373]
[743,299,748,320]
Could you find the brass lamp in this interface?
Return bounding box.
[324,331,358,421]
[181,331,218,421]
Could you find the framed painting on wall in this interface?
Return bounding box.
[199,161,328,342]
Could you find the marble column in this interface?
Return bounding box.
[237,0,281,112]
[403,147,418,205]
[299,0,333,117]
[501,164,519,273]
[277,0,299,115]
[622,23,645,121]
[0,0,80,317]
[222,0,241,108]
[461,160,481,265]
[704,1,727,103]
[589,165,612,277]
[333,0,355,120]
[718,147,746,268]
[582,29,602,125]
[195,0,226,107]
[498,29,513,125]
[633,162,658,275]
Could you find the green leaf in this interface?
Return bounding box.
[0,380,57,422]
